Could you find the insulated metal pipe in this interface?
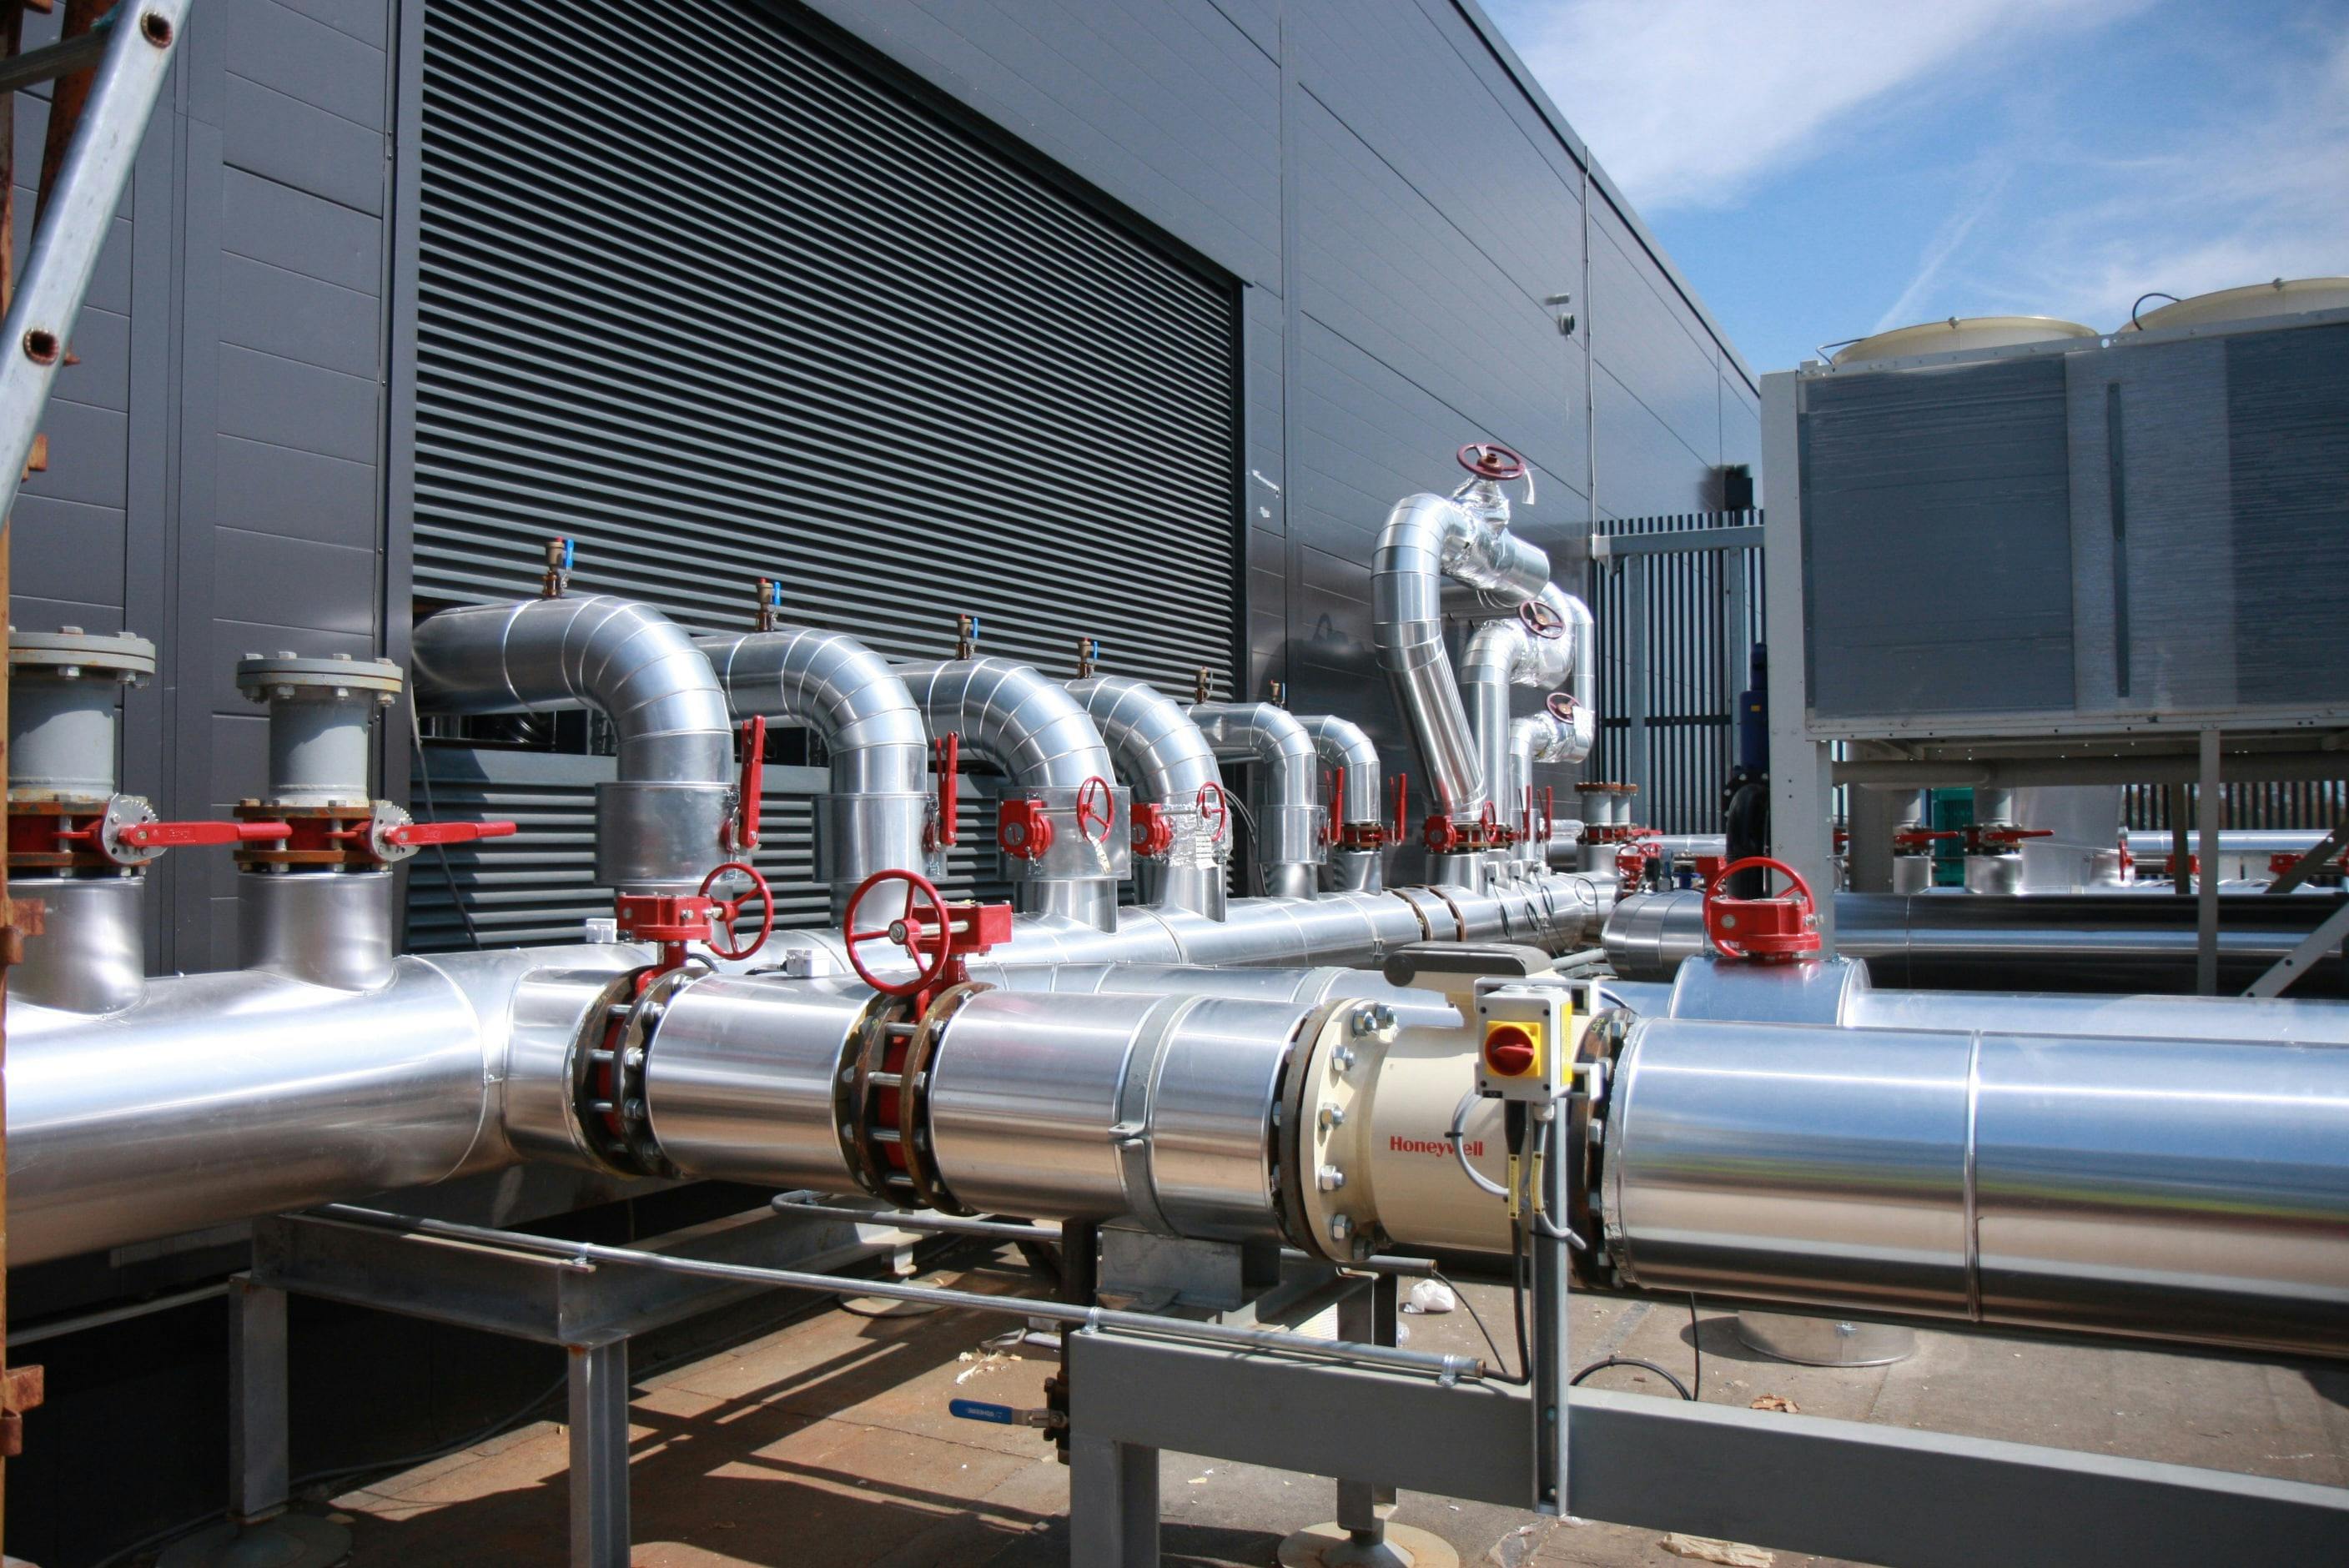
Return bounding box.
[899,658,1124,931]
[411,596,734,892]
[1604,889,2349,993]
[1295,713,1383,893]
[1067,674,1228,917]
[1462,584,1579,824]
[1191,701,1325,898]
[1370,486,1549,817]
[5,943,640,1264]
[1602,1016,2349,1357]
[1647,950,2349,1047]
[698,626,929,918]
[690,629,920,920]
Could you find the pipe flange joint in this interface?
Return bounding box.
[8,626,157,684]
[234,651,404,706]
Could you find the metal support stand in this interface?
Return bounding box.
[567,1343,631,1568]
[228,1278,289,1523]
[1280,1274,1456,1567]
[2196,729,2222,995]
[162,1278,351,1568]
[210,1206,927,1568]
[1071,1431,1162,1567]
[1065,1331,2349,1568]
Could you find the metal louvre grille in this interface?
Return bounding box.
[407,0,1239,945]
[1589,511,1762,835]
[407,750,1022,952]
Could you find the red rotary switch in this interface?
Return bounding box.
[1483,1023,1537,1078]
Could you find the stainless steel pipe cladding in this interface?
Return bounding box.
[925,988,1310,1240]
[5,944,636,1264]
[1191,701,1325,898]
[640,974,879,1189]
[1068,675,1229,917]
[238,870,398,991]
[12,875,146,1013]
[698,626,930,915]
[1602,1017,2349,1357]
[1605,888,2349,993]
[412,596,734,891]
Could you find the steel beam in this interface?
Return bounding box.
[1591,525,1764,558]
[2265,817,2349,897]
[1065,1332,2349,1568]
[1835,751,2349,788]
[2244,897,2349,998]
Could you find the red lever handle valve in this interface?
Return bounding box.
[118,819,290,850]
[389,820,519,847]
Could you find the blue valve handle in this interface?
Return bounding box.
[949,1399,1014,1425]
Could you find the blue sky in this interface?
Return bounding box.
[1483,0,2349,375]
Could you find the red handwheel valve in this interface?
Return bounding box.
[1702,856,1821,963]
[843,868,955,998]
[1075,776,1114,845]
[698,861,775,962]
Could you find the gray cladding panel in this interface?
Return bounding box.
[1292,89,1582,484]
[798,0,1282,287]
[1589,205,1719,467]
[1592,364,1709,518]
[1801,355,2075,719]
[1294,0,1584,309]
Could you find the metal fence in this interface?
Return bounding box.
[2124,781,2347,832]
[1588,511,1763,835]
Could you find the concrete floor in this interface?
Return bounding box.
[299,1247,2348,1568]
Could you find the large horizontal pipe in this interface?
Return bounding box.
[1605,888,2349,993]
[1602,1015,2349,1358]
[6,944,636,1265]
[1836,751,2349,788]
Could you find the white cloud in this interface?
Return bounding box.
[1872,163,2012,332]
[1491,0,2136,211]
[1964,29,2349,329]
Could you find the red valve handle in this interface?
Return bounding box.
[389,820,520,847]
[1977,826,2055,847]
[1130,802,1174,857]
[724,716,767,852]
[1320,767,1344,847]
[1519,598,1566,640]
[1479,800,1501,837]
[698,861,775,962]
[843,868,953,998]
[1075,776,1114,845]
[928,733,962,852]
[1196,781,1230,842]
[1701,856,1819,962]
[1391,774,1410,844]
[1456,442,1526,482]
[1423,813,1461,855]
[998,799,1054,861]
[118,819,290,849]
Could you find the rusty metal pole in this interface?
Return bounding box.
[0,4,19,1540]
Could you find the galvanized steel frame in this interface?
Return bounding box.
[1064,1330,2349,1568]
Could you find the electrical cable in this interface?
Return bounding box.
[2130,291,2180,329]
[1568,1355,1693,1400]
[1425,1268,1522,1386]
[1446,1090,1510,1198]
[1689,1294,1703,1401]
[408,696,484,951]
